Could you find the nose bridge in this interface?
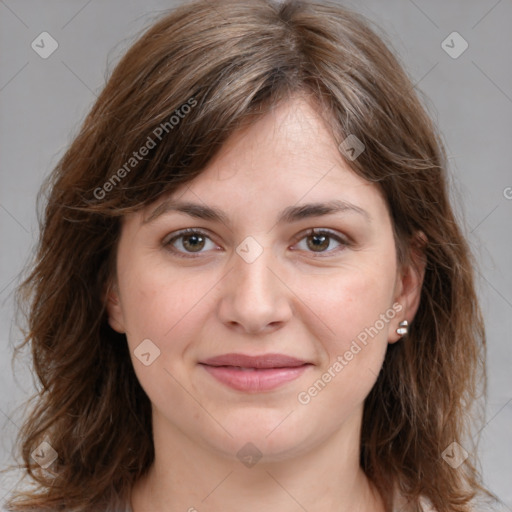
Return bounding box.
[232,238,279,302]
[218,236,291,333]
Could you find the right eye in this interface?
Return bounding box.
[163,228,219,258]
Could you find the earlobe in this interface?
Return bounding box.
[104,282,126,334]
[389,231,427,343]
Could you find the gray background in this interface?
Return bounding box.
[1,0,511,508]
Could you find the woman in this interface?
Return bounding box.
[4,0,507,511]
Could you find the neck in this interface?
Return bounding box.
[130,405,385,512]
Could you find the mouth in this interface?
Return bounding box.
[198,353,313,392]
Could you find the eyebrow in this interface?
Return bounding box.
[143,198,371,226]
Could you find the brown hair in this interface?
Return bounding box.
[4,0,500,510]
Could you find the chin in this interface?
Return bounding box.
[204,414,313,462]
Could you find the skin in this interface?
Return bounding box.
[107,94,425,512]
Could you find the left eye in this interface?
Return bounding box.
[292,229,348,255]
[163,228,348,258]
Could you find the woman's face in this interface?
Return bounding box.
[107,95,421,462]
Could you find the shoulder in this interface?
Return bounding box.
[392,487,436,512]
[91,501,132,512]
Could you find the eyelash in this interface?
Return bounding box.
[163,228,351,259]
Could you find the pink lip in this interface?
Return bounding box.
[199,353,312,392]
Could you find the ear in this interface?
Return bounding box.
[388,231,427,343]
[103,280,126,334]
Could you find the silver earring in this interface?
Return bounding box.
[396,320,408,336]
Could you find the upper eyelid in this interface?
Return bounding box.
[163,227,214,243]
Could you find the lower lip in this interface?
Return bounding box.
[200,364,311,392]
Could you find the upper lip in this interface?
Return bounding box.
[200,353,310,369]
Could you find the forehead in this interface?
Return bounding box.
[152,96,385,214]
[133,95,392,235]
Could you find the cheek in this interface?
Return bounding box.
[292,267,397,414]
[118,260,217,358]
[116,263,210,405]
[291,260,397,357]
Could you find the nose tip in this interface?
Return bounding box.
[217,246,293,335]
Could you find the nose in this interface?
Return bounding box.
[216,244,293,335]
